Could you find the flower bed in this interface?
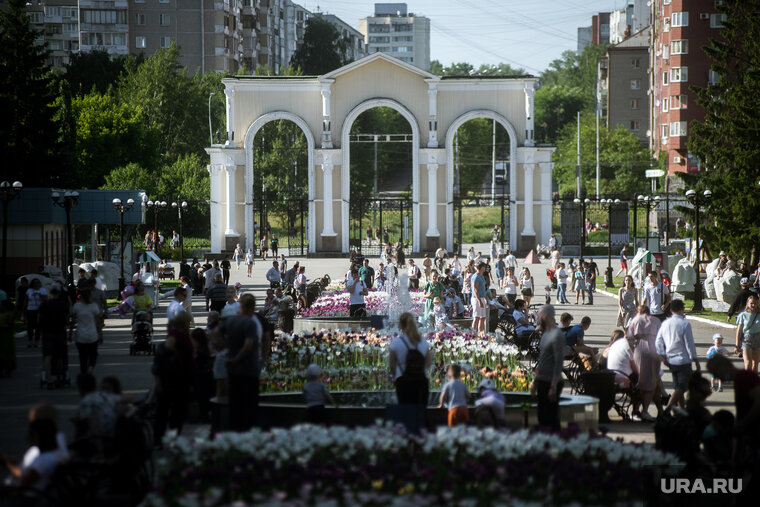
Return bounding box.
[262,329,530,393]
[298,289,426,318]
[146,424,683,506]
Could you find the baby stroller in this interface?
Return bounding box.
[130,311,155,356]
[546,268,557,289]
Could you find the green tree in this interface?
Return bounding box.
[0,0,61,184]
[553,112,652,197]
[290,17,346,75]
[688,0,760,262]
[101,162,157,195]
[71,93,159,188]
[454,119,510,193]
[116,43,223,159]
[534,85,587,143]
[64,49,135,96]
[535,44,606,143]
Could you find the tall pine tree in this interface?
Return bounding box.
[0,0,61,185]
[688,0,760,263]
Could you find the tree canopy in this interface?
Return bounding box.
[290,16,349,75]
[553,112,653,198]
[0,0,60,185]
[429,60,526,76]
[687,0,760,262]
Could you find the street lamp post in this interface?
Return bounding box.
[685,189,712,312]
[637,194,661,251]
[113,197,135,293]
[1,181,23,288]
[171,199,188,261]
[51,191,80,292]
[574,197,590,260]
[600,198,621,287]
[146,199,168,249]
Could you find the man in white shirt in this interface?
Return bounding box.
[548,234,558,251]
[655,299,700,410]
[643,271,670,321]
[166,287,187,330]
[346,270,368,317]
[505,250,517,271]
[266,261,281,289]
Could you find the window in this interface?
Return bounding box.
[662,71,669,85]
[369,24,390,33]
[710,13,727,28]
[136,13,145,25]
[672,12,689,27]
[160,37,173,48]
[159,0,170,3]
[708,69,720,85]
[134,0,145,3]
[394,35,413,42]
[662,44,669,59]
[160,13,170,26]
[672,94,688,109]
[81,10,126,24]
[369,36,389,43]
[62,22,78,33]
[392,46,413,53]
[62,8,77,18]
[670,121,687,137]
[664,0,671,4]
[661,124,669,138]
[630,79,641,90]
[663,17,669,32]
[662,97,669,112]
[44,7,61,17]
[135,36,146,48]
[670,66,688,82]
[631,57,640,69]
[393,23,412,32]
[630,120,640,131]
[631,98,640,110]
[28,12,44,23]
[671,39,689,54]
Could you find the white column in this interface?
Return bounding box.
[321,153,337,236]
[427,82,438,148]
[540,162,553,243]
[224,164,239,236]
[426,163,440,237]
[524,85,535,147]
[225,87,235,144]
[320,83,333,148]
[521,164,536,236]
[208,164,223,252]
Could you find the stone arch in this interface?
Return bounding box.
[444,110,519,251]
[340,98,421,252]
[244,111,316,253]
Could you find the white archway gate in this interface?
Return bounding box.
[206,52,554,255]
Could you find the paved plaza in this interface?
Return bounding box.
[0,252,741,457]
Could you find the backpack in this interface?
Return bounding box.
[401,337,426,379]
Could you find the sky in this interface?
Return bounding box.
[300,0,629,75]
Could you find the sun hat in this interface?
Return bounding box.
[478,378,496,390]
[712,333,723,342]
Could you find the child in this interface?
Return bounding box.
[706,333,730,391]
[438,364,470,426]
[432,297,449,330]
[303,364,337,424]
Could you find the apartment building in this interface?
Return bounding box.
[318,13,365,63]
[591,12,610,45]
[598,27,650,144]
[23,0,80,67]
[649,0,726,174]
[359,3,430,70]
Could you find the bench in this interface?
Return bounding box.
[158,265,175,280]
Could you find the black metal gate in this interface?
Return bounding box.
[560,201,582,257]
[452,193,510,256]
[349,196,412,257]
[253,196,308,257]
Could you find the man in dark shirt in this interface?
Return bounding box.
[584,262,595,305]
[587,258,599,292]
[38,285,70,388]
[358,259,375,289]
[727,277,755,322]
[224,294,261,431]
[208,274,228,313]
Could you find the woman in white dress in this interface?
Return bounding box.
[519,267,534,306]
[245,248,254,277]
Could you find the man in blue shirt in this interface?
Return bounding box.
[564,316,597,357]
